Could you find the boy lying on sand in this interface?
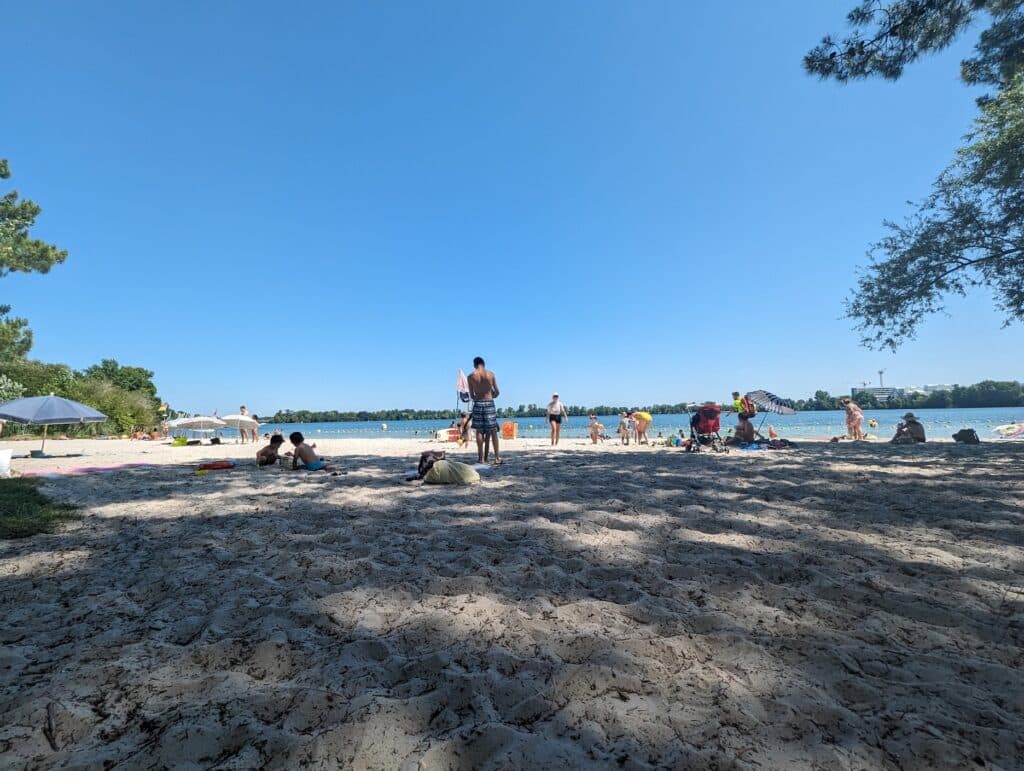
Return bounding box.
[287,431,331,471]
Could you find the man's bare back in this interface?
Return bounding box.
[468,369,499,401]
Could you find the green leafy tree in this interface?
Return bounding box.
[3,360,75,397]
[808,2,1024,348]
[0,374,24,403]
[0,305,32,362]
[847,74,1024,347]
[805,1,1022,87]
[921,389,955,407]
[0,159,67,277]
[80,359,160,405]
[0,158,67,363]
[70,378,159,434]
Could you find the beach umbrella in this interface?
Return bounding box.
[169,416,226,431]
[219,413,258,430]
[745,389,796,436]
[0,394,107,453]
[745,390,797,415]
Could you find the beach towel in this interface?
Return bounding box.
[197,460,236,471]
[423,460,480,485]
[18,463,157,478]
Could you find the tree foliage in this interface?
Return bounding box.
[0,374,24,403]
[0,159,67,277]
[795,379,1024,410]
[3,359,75,397]
[0,305,32,362]
[808,2,1024,348]
[848,74,1024,347]
[0,161,164,432]
[80,359,159,405]
[1,358,163,434]
[805,1,1022,90]
[69,378,159,435]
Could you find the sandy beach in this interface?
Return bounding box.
[1,436,1023,769]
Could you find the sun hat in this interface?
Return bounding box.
[903,412,917,420]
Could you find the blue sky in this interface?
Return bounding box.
[5,1,1020,414]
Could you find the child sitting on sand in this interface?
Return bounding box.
[288,431,330,471]
[257,435,285,467]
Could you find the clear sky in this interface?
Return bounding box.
[5,1,1021,414]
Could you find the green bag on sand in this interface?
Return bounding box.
[423,460,480,485]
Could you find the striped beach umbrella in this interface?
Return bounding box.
[745,390,797,415]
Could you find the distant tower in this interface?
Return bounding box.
[878,369,886,387]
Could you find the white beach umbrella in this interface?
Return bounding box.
[169,416,226,431]
[219,413,259,430]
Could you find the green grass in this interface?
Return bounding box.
[0,478,79,538]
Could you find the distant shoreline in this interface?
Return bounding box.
[263,404,1024,424]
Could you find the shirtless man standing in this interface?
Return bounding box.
[468,356,501,465]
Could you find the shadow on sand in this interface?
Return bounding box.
[1,442,1023,768]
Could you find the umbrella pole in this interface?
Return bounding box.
[756,413,768,436]
[41,424,48,454]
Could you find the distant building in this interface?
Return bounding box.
[904,384,956,395]
[851,387,905,402]
[853,383,957,401]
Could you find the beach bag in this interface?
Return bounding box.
[423,460,480,485]
[417,450,446,478]
[952,428,980,444]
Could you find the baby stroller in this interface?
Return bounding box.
[688,404,728,453]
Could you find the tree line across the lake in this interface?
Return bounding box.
[795,381,1024,411]
[265,381,1024,424]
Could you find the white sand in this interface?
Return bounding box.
[1,437,1023,768]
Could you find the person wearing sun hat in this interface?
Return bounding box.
[891,412,927,444]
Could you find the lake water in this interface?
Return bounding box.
[236,407,1024,442]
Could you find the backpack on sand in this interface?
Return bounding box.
[952,428,980,445]
[418,450,446,478]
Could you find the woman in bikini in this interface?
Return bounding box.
[841,398,865,440]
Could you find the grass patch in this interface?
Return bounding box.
[0,478,79,538]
